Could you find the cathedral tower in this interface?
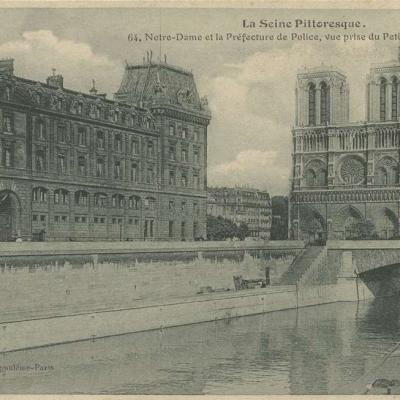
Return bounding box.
[295,66,349,127]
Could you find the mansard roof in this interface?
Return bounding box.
[115,61,209,115]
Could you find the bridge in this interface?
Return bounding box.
[327,240,400,298]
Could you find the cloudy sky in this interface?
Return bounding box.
[0,7,399,195]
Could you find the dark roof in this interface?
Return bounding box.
[115,62,204,111]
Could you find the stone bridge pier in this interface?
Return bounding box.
[328,240,400,299]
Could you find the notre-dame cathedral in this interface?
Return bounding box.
[289,48,400,241]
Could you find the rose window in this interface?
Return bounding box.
[340,157,365,184]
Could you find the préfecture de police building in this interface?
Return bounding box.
[0,56,210,241]
[290,47,400,241]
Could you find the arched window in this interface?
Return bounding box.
[35,150,45,171]
[32,187,48,203]
[392,76,398,121]
[78,155,86,176]
[94,193,107,207]
[96,131,104,149]
[128,195,140,210]
[36,119,46,140]
[144,196,156,210]
[54,189,69,204]
[75,190,88,206]
[380,78,387,121]
[320,81,330,125]
[114,134,122,151]
[305,169,316,187]
[308,83,316,126]
[78,127,87,146]
[112,194,124,208]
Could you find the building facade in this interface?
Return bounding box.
[207,186,272,239]
[289,49,400,241]
[0,57,210,241]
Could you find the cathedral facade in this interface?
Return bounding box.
[0,57,210,241]
[289,51,400,241]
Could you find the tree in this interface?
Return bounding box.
[347,219,379,240]
[206,215,249,241]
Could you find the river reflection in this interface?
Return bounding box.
[0,297,400,394]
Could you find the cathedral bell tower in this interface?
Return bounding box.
[295,66,349,127]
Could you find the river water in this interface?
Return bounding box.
[0,297,399,394]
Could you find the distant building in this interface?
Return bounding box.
[0,56,211,241]
[207,187,272,239]
[271,196,288,240]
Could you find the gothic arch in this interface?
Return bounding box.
[375,207,398,239]
[0,190,22,241]
[331,205,364,239]
[376,156,398,185]
[299,206,326,243]
[304,159,327,187]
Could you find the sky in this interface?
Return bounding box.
[0,7,400,195]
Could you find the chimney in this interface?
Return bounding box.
[89,79,97,95]
[46,68,64,89]
[0,58,14,76]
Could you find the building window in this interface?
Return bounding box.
[320,82,330,125]
[78,127,87,146]
[182,127,188,139]
[97,131,104,148]
[57,98,63,111]
[193,173,200,189]
[77,102,83,115]
[3,145,12,167]
[380,78,387,122]
[54,189,69,205]
[169,200,175,211]
[128,196,140,209]
[58,125,67,143]
[392,77,398,121]
[112,194,124,208]
[75,190,88,206]
[131,139,139,155]
[147,166,155,184]
[169,124,175,136]
[308,83,316,126]
[194,149,199,164]
[37,120,46,140]
[35,150,45,172]
[78,155,86,176]
[193,202,199,215]
[194,129,199,142]
[114,134,122,152]
[147,141,154,157]
[181,148,188,162]
[169,145,176,161]
[114,160,122,179]
[145,197,155,210]
[169,170,176,185]
[131,163,138,182]
[94,193,107,207]
[96,158,105,178]
[181,172,188,187]
[181,221,186,239]
[169,221,174,238]
[3,114,12,133]
[40,215,46,223]
[57,153,66,174]
[32,187,48,203]
[181,201,186,213]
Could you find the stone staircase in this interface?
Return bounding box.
[279,245,326,285]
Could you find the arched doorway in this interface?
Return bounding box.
[299,206,326,244]
[375,208,398,239]
[332,206,364,240]
[0,190,21,241]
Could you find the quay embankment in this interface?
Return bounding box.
[0,240,372,353]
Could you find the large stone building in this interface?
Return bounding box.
[207,186,272,239]
[289,48,400,241]
[0,56,210,241]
